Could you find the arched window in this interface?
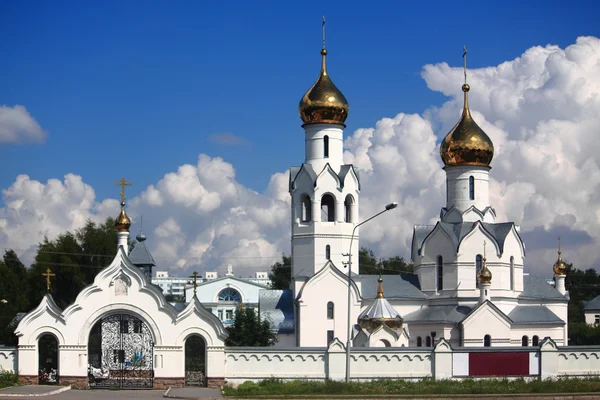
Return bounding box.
[321,194,335,222]
[426,336,432,347]
[218,288,241,302]
[484,334,491,347]
[323,135,329,158]
[469,176,475,200]
[532,335,539,346]
[476,254,483,288]
[510,256,515,291]
[301,195,312,222]
[326,245,331,260]
[344,195,354,223]
[521,335,528,347]
[327,301,334,319]
[417,337,422,347]
[437,255,443,291]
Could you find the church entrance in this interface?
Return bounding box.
[87,314,154,389]
[184,335,206,387]
[38,334,59,385]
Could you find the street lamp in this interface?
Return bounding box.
[343,202,398,383]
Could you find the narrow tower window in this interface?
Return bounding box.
[521,336,528,347]
[437,255,443,291]
[417,337,422,347]
[323,135,329,158]
[426,336,432,347]
[532,336,539,346]
[301,195,312,222]
[510,256,515,291]
[321,194,335,222]
[484,334,491,347]
[326,245,331,260]
[327,301,334,319]
[344,195,354,223]
[476,254,483,288]
[469,176,475,200]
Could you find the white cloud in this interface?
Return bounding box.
[2,36,600,277]
[0,105,46,144]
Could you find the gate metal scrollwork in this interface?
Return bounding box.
[88,314,154,389]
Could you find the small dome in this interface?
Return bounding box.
[115,201,131,232]
[440,84,494,167]
[478,258,492,285]
[299,49,349,126]
[358,277,403,331]
[136,231,146,242]
[553,251,567,276]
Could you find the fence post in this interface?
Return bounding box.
[539,337,558,380]
[433,338,453,380]
[326,338,346,381]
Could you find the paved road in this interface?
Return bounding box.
[0,387,222,400]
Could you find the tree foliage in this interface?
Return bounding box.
[269,254,291,290]
[359,247,413,274]
[565,262,600,324]
[224,307,278,347]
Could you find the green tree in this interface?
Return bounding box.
[268,254,291,290]
[565,262,600,324]
[225,307,278,347]
[0,250,30,345]
[359,247,413,275]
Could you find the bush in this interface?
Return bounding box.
[0,371,18,388]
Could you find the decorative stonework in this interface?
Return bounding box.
[18,375,37,385]
[154,377,184,389]
[207,377,225,388]
[60,376,88,389]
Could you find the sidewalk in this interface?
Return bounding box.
[164,387,222,399]
[0,386,71,397]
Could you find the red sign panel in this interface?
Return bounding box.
[469,352,530,376]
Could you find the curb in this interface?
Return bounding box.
[0,385,71,397]
[163,386,209,400]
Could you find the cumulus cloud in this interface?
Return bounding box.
[0,105,46,143]
[2,36,600,277]
[208,133,248,146]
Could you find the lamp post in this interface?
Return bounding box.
[343,202,398,383]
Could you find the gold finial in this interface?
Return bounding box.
[189,271,199,295]
[483,240,486,262]
[478,240,492,284]
[42,268,55,293]
[376,275,384,299]
[115,178,132,203]
[553,236,567,275]
[322,16,326,51]
[463,46,468,86]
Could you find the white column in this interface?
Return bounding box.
[479,282,491,303]
[555,274,566,295]
[335,200,344,223]
[312,199,321,223]
[117,231,129,256]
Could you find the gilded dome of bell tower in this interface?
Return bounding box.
[298,18,349,126]
[553,236,567,276]
[440,48,494,167]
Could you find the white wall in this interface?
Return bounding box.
[0,347,17,372]
[584,311,599,325]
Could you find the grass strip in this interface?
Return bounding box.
[223,377,600,397]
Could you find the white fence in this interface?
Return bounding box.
[0,347,17,373]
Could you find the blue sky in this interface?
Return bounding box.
[1,0,598,202]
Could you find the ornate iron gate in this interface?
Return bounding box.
[88,314,154,389]
[184,335,206,387]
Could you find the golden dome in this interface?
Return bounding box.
[115,201,131,232]
[299,49,349,126]
[478,255,492,284]
[440,84,494,167]
[553,237,567,275]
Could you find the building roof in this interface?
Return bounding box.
[128,240,156,266]
[259,289,295,334]
[584,295,600,311]
[519,275,566,300]
[403,305,472,324]
[508,305,565,325]
[356,274,427,300]
[194,275,270,290]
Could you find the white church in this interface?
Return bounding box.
[8,32,571,389]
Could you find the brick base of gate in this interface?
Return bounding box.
[207,377,226,389]
[60,376,88,389]
[154,377,185,389]
[18,375,37,385]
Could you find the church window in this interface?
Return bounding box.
[426,336,431,347]
[344,195,354,223]
[532,336,539,346]
[596,315,600,325]
[417,337,422,347]
[469,176,475,200]
[327,330,334,344]
[510,256,515,291]
[226,309,233,321]
[321,194,335,222]
[484,334,491,347]
[476,254,483,288]
[437,255,443,291]
[301,195,312,222]
[327,301,334,319]
[218,309,223,321]
[218,288,242,302]
[326,245,331,260]
[324,135,329,158]
[521,335,528,347]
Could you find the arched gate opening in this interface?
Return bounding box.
[87,314,154,389]
[185,335,206,387]
[38,334,59,385]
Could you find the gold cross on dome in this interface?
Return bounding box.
[189,271,199,295]
[115,178,132,202]
[42,268,55,293]
[463,46,468,85]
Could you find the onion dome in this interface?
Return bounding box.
[115,201,131,232]
[298,48,349,126]
[136,231,146,242]
[553,237,567,275]
[358,276,403,331]
[478,253,492,285]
